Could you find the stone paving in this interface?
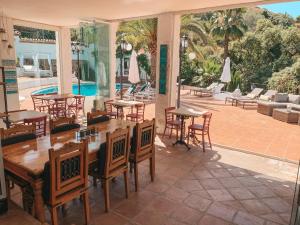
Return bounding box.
[8,137,297,225]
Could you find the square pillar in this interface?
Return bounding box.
[56,27,72,94]
[108,22,118,99]
[155,13,181,133]
[0,17,20,112]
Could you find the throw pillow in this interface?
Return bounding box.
[274,93,289,102]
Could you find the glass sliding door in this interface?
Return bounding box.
[79,22,110,100]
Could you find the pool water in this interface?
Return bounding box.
[32,83,121,96]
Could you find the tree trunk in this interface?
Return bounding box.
[223,32,229,65]
[150,52,157,87]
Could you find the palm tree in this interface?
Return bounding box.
[118,19,157,83]
[211,9,247,62]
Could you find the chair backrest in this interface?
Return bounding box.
[133,104,145,116]
[250,88,264,97]
[165,107,175,123]
[31,94,45,110]
[207,82,218,90]
[87,110,109,125]
[48,139,88,205]
[74,95,85,108]
[213,83,225,94]
[0,124,36,146]
[202,112,212,133]
[104,100,114,113]
[104,127,130,178]
[50,115,80,134]
[264,90,278,98]
[24,116,47,137]
[134,119,155,162]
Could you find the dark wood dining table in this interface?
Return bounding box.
[2,119,135,223]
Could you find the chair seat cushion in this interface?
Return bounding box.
[87,115,110,126]
[188,124,203,130]
[50,123,80,134]
[1,133,36,147]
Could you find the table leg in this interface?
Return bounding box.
[173,115,190,150]
[33,180,45,223]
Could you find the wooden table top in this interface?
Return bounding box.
[35,94,76,101]
[6,110,48,123]
[112,100,143,107]
[2,119,135,177]
[170,107,206,117]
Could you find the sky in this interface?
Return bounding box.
[260,1,300,18]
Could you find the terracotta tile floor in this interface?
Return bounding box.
[143,92,300,162]
[8,138,297,225]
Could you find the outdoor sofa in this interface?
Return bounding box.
[257,93,300,116]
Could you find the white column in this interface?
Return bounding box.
[56,27,72,94]
[155,13,181,133]
[0,17,20,112]
[108,22,118,99]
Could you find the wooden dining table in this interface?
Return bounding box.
[5,110,48,124]
[170,107,206,150]
[2,119,135,223]
[34,93,76,101]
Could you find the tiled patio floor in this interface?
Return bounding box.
[9,137,297,225]
[142,92,300,162]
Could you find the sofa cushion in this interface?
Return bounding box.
[274,93,288,102]
[288,94,300,104]
[291,103,300,111]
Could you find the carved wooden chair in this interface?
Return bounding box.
[130,119,155,191]
[163,107,182,139]
[187,112,212,152]
[67,95,85,118]
[42,139,90,225]
[49,115,80,134]
[92,127,130,212]
[24,116,47,137]
[31,94,48,112]
[126,103,145,122]
[1,124,37,213]
[87,110,110,126]
[104,99,123,119]
[0,124,36,146]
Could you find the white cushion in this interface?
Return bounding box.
[259,95,270,101]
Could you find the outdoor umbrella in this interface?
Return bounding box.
[128,50,140,84]
[220,57,231,83]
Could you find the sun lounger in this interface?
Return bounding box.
[225,88,264,108]
[194,82,218,96]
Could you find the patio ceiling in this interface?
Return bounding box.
[1,0,291,26]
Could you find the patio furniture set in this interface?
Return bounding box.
[163,106,212,151]
[224,87,300,124]
[257,93,300,124]
[0,100,154,225]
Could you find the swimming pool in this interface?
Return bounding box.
[32,83,122,96]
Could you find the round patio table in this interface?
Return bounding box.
[170,107,206,150]
[112,100,143,118]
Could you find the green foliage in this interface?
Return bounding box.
[262,10,294,28]
[118,19,157,82]
[137,54,151,77]
[191,58,222,87]
[227,71,242,92]
[297,16,300,23]
[268,60,300,94]
[14,26,55,40]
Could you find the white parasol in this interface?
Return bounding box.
[220,57,231,83]
[128,51,140,84]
